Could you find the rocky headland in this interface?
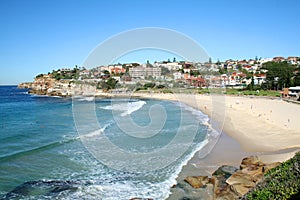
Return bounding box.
[18,75,75,97]
[170,152,300,200]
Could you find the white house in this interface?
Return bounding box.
[173,72,183,80]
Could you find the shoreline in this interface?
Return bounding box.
[133,92,300,198]
[21,87,300,198]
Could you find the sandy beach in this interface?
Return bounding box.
[136,92,300,152]
[131,92,300,198]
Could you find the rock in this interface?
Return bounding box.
[212,165,238,197]
[129,198,153,200]
[241,166,264,183]
[226,171,255,188]
[230,184,250,196]
[213,165,238,179]
[180,157,282,200]
[215,189,236,200]
[184,176,210,188]
[262,162,281,173]
[2,180,82,199]
[240,156,264,169]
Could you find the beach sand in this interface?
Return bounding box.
[133,92,300,199]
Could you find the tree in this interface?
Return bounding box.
[294,75,300,86]
[35,74,44,78]
[190,70,200,77]
[219,66,227,75]
[161,66,170,76]
[209,57,212,64]
[103,70,110,75]
[173,57,176,62]
[131,63,140,67]
[98,78,118,90]
[144,82,156,88]
[106,77,118,89]
[262,61,295,90]
[247,73,255,90]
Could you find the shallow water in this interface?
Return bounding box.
[0,86,216,199]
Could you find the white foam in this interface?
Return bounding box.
[76,96,94,102]
[174,101,221,138]
[99,100,146,116]
[30,94,62,98]
[120,101,146,117]
[79,123,112,139]
[66,99,216,199]
[65,139,210,200]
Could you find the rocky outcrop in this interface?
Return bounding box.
[1,180,85,199]
[183,156,281,199]
[18,75,75,97]
[184,176,211,189]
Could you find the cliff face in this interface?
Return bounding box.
[18,75,74,97]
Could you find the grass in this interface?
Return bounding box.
[134,87,281,97]
[198,88,281,97]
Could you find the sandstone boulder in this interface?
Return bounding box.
[262,162,281,173]
[226,171,255,188]
[184,176,210,188]
[230,184,250,196]
[240,156,264,169]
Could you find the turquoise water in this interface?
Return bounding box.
[0,86,213,199]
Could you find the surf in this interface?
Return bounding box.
[99,100,147,116]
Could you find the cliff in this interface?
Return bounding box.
[18,75,74,97]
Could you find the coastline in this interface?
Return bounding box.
[134,92,300,198]
[136,92,300,152]
[19,86,300,198]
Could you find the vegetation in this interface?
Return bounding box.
[35,74,44,78]
[51,66,80,80]
[161,66,171,76]
[198,88,281,97]
[245,152,300,200]
[262,61,296,90]
[97,77,118,91]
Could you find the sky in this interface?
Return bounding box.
[1,0,300,85]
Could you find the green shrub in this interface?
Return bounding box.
[245,152,300,200]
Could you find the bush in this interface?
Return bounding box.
[245,152,300,200]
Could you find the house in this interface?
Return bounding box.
[185,76,206,87]
[238,60,248,65]
[259,58,273,64]
[154,62,183,71]
[253,74,266,85]
[173,72,183,80]
[248,59,256,65]
[273,57,285,62]
[288,86,300,98]
[287,57,300,65]
[129,67,161,79]
[79,69,90,77]
[108,65,123,74]
[242,65,253,71]
[110,67,126,75]
[183,68,190,73]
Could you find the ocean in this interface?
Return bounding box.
[0,86,216,199]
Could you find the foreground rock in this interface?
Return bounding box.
[2,180,85,199]
[183,156,281,199]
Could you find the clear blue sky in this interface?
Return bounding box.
[1,0,299,85]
